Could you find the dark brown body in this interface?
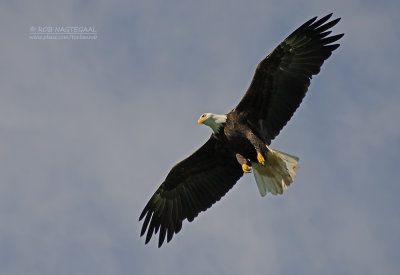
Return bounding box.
[221,111,268,165]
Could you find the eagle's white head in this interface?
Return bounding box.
[198,113,227,134]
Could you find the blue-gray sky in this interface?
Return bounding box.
[1,0,399,274]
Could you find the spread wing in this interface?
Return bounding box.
[232,14,344,144]
[139,135,243,247]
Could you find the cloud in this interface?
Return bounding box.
[1,0,399,274]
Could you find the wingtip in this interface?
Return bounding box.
[319,13,333,23]
[294,13,340,38]
[145,233,153,244]
[305,16,318,26]
[330,17,341,25]
[326,43,341,51]
[139,204,149,221]
[310,13,333,28]
[325,14,342,27]
[310,15,318,21]
[139,211,145,221]
[158,237,165,248]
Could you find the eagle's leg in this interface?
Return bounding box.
[245,130,269,166]
[236,153,251,173]
[257,153,265,166]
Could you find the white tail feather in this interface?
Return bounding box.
[252,146,299,197]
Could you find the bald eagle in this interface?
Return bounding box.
[140,14,343,247]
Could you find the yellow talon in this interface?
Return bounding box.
[257,152,265,166]
[242,164,252,173]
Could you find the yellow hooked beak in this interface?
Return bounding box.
[198,117,206,124]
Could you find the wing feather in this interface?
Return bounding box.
[233,14,343,143]
[139,135,243,247]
